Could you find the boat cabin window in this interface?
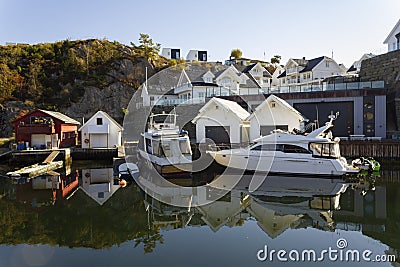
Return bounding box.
[179,139,191,155]
[309,142,340,158]
[145,138,152,154]
[161,141,171,157]
[153,141,160,156]
[282,144,311,154]
[251,144,280,151]
[251,144,310,154]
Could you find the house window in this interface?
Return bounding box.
[97,118,103,125]
[303,74,306,80]
[199,92,205,98]
[326,61,330,68]
[307,73,311,79]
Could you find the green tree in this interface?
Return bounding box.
[230,49,242,59]
[131,34,161,60]
[271,55,281,65]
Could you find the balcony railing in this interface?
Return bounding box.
[266,80,385,94]
[155,98,206,106]
[153,80,385,106]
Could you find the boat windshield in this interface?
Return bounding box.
[151,139,191,157]
[309,142,340,158]
[179,139,192,155]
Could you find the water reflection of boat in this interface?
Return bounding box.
[207,114,361,176]
[138,112,192,175]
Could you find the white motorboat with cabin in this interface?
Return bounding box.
[138,112,192,175]
[207,114,360,176]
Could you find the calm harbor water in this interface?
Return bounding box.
[0,160,399,267]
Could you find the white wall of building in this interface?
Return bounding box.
[194,103,245,144]
[249,101,303,141]
[80,111,122,148]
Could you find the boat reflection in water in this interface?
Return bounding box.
[136,167,377,237]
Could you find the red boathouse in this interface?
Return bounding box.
[13,109,80,149]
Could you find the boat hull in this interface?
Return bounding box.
[138,149,192,175]
[207,150,355,177]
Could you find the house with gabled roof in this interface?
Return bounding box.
[79,111,122,148]
[347,53,375,76]
[141,62,262,106]
[278,56,344,88]
[383,18,400,52]
[237,62,272,91]
[271,65,284,87]
[192,97,250,144]
[12,109,80,149]
[247,95,306,141]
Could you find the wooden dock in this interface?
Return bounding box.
[71,147,118,160]
[340,140,400,158]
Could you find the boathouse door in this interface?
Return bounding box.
[90,134,108,148]
[205,126,230,144]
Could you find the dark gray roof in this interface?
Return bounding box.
[299,56,325,73]
[347,65,357,72]
[277,70,286,78]
[241,73,261,89]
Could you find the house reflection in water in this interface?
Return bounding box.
[196,190,250,232]
[140,175,357,237]
[15,169,79,207]
[80,168,121,205]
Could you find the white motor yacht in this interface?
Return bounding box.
[138,112,192,175]
[207,114,359,176]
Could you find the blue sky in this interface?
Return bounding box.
[0,0,399,67]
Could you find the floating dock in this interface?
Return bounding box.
[6,151,63,178]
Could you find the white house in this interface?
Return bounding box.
[247,95,305,141]
[161,48,181,60]
[271,65,285,87]
[192,97,250,144]
[383,19,400,52]
[347,53,375,75]
[186,50,208,61]
[238,62,272,91]
[79,111,122,148]
[141,62,264,107]
[278,56,345,88]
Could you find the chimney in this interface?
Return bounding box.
[302,57,306,60]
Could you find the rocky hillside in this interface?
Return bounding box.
[0,38,170,137]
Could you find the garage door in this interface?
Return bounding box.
[260,125,288,136]
[90,134,108,148]
[205,126,230,144]
[31,134,46,148]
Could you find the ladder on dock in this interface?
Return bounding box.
[43,150,60,164]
